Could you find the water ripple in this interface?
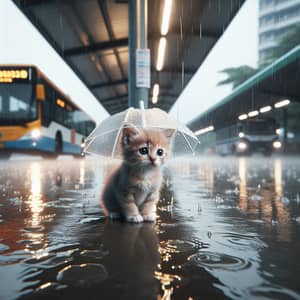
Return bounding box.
[213,232,267,251]
[187,251,251,271]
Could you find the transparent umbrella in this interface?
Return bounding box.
[83,104,199,158]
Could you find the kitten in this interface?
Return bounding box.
[102,125,174,223]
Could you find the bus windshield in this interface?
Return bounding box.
[0,83,37,125]
[244,120,276,135]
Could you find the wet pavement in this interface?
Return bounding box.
[0,156,300,300]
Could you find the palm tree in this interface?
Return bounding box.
[217,65,257,89]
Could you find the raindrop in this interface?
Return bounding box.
[180,15,183,40]
[256,184,261,192]
[181,61,185,88]
[280,196,290,204]
[250,194,263,201]
[199,23,202,39]
[296,193,300,203]
[215,194,224,204]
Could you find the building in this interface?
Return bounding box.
[259,0,300,62]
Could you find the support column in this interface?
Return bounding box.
[128,0,149,109]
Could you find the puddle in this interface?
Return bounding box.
[0,157,300,299]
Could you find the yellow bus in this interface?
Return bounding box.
[0,65,96,157]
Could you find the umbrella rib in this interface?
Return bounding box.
[111,108,133,158]
[180,131,196,156]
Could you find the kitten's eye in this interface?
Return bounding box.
[139,147,148,155]
[157,148,164,156]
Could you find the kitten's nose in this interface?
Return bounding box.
[149,156,156,164]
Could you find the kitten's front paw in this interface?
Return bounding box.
[142,213,156,222]
[126,214,143,223]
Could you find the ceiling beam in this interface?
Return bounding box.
[101,94,128,105]
[97,0,127,81]
[64,38,128,57]
[90,79,128,89]
[18,0,52,6]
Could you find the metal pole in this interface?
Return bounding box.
[136,0,149,108]
[128,0,149,109]
[128,0,136,108]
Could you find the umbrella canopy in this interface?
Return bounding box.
[84,107,199,158]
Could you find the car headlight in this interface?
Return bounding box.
[31,129,41,139]
[237,141,248,151]
[272,140,282,149]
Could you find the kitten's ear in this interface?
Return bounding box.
[163,129,175,140]
[122,125,140,144]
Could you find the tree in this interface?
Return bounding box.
[217,65,257,89]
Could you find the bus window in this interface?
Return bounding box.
[0,83,36,123]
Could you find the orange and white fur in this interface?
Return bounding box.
[102,125,174,223]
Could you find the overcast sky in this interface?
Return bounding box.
[0,0,258,126]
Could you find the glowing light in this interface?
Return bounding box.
[259,106,272,113]
[79,160,85,186]
[274,99,290,108]
[238,114,248,120]
[194,125,214,136]
[238,132,245,138]
[153,83,160,97]
[31,129,41,139]
[238,158,247,211]
[248,110,259,117]
[237,141,248,151]
[161,0,173,35]
[56,98,65,108]
[152,96,158,104]
[274,159,282,199]
[273,140,282,149]
[30,163,43,227]
[156,37,167,71]
[0,69,28,79]
[152,83,160,104]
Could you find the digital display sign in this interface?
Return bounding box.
[0,68,30,83]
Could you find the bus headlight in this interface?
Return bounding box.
[31,129,41,139]
[272,140,282,149]
[237,141,248,151]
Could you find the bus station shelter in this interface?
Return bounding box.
[188,45,300,152]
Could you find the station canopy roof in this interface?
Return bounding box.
[188,45,300,132]
[14,0,245,115]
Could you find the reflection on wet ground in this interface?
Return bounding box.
[0,156,300,299]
